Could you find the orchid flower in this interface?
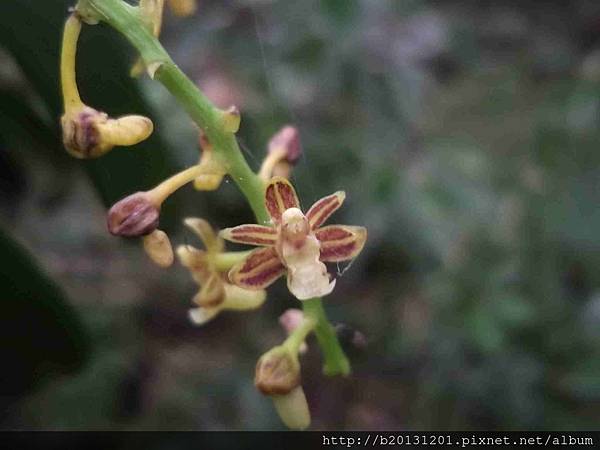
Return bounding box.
[221,177,367,300]
[177,218,266,325]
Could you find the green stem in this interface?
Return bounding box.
[77,0,268,223]
[75,0,349,376]
[212,251,252,272]
[303,298,350,376]
[283,316,316,355]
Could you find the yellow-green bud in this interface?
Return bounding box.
[271,386,311,430]
[221,105,241,133]
[143,229,174,268]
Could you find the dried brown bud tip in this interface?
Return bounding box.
[268,125,302,164]
[107,192,160,237]
[61,106,105,159]
[255,346,300,396]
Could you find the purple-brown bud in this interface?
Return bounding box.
[255,346,300,396]
[107,192,160,237]
[268,125,302,164]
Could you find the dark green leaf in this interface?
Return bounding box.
[0,226,89,399]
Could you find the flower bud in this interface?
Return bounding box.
[268,125,302,164]
[221,105,241,133]
[271,386,311,430]
[193,132,226,191]
[61,106,153,159]
[61,106,105,158]
[255,346,300,396]
[107,192,160,237]
[143,229,174,268]
[271,161,292,179]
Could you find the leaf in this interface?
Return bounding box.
[0,226,89,398]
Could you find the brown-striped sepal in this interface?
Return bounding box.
[193,272,226,307]
[220,224,277,246]
[306,191,345,230]
[265,177,300,224]
[176,245,211,285]
[315,225,367,262]
[184,217,224,253]
[228,246,285,290]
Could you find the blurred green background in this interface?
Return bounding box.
[0,0,599,430]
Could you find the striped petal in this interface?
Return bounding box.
[220,224,277,247]
[228,246,285,290]
[265,177,300,224]
[176,245,211,285]
[315,225,367,262]
[193,272,226,307]
[306,191,345,230]
[184,217,224,253]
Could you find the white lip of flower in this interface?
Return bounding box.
[279,208,335,300]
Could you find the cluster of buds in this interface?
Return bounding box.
[106,164,211,267]
[59,2,367,430]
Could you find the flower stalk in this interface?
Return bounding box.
[146,164,205,205]
[74,0,350,377]
[61,15,84,112]
[282,315,316,354]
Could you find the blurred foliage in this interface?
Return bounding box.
[0,226,88,418]
[0,0,599,431]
